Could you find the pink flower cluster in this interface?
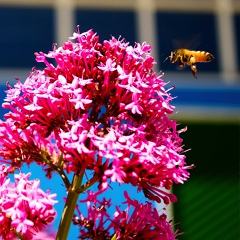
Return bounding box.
[0,165,57,239]
[0,26,193,238]
[1,27,191,204]
[73,190,177,239]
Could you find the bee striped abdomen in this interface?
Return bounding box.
[192,51,214,62]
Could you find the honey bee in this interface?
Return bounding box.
[164,49,214,78]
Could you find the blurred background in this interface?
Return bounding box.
[0,0,239,239]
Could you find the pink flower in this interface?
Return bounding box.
[0,165,57,239]
[73,190,112,239]
[0,118,61,178]
[112,191,177,239]
[73,190,177,239]
[0,26,193,205]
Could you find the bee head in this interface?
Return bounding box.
[163,50,178,62]
[170,50,178,62]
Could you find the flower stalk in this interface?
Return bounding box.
[56,174,83,240]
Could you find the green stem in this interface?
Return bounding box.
[56,173,83,240]
[75,174,100,194]
[43,152,71,189]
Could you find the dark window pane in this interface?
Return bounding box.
[0,7,54,68]
[75,9,137,45]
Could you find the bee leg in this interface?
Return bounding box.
[189,55,197,78]
[191,63,197,79]
[178,57,185,68]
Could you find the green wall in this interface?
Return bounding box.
[173,123,239,240]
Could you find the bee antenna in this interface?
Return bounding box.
[162,54,170,62]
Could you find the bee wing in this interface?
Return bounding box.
[172,33,202,50]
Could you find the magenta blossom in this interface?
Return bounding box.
[0,165,57,239]
[73,190,177,239]
[0,26,195,239]
[0,26,192,205]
